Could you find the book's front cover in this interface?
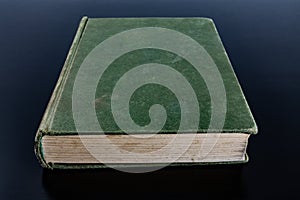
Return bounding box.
[35,17,257,169]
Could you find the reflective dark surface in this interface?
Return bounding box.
[0,0,299,199]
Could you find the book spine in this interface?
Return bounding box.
[34,16,88,169]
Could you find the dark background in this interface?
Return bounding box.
[0,0,299,199]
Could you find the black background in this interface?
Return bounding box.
[0,0,299,199]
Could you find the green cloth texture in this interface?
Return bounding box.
[41,17,257,134]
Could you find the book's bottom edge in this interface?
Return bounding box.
[45,154,249,170]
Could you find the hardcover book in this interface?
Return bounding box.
[35,16,257,170]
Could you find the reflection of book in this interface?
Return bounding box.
[35,17,257,169]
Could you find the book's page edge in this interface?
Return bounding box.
[34,16,89,169]
[39,132,250,169]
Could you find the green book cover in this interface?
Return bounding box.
[35,17,257,170]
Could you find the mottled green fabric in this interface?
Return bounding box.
[46,17,256,135]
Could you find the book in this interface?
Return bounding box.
[35,16,257,170]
